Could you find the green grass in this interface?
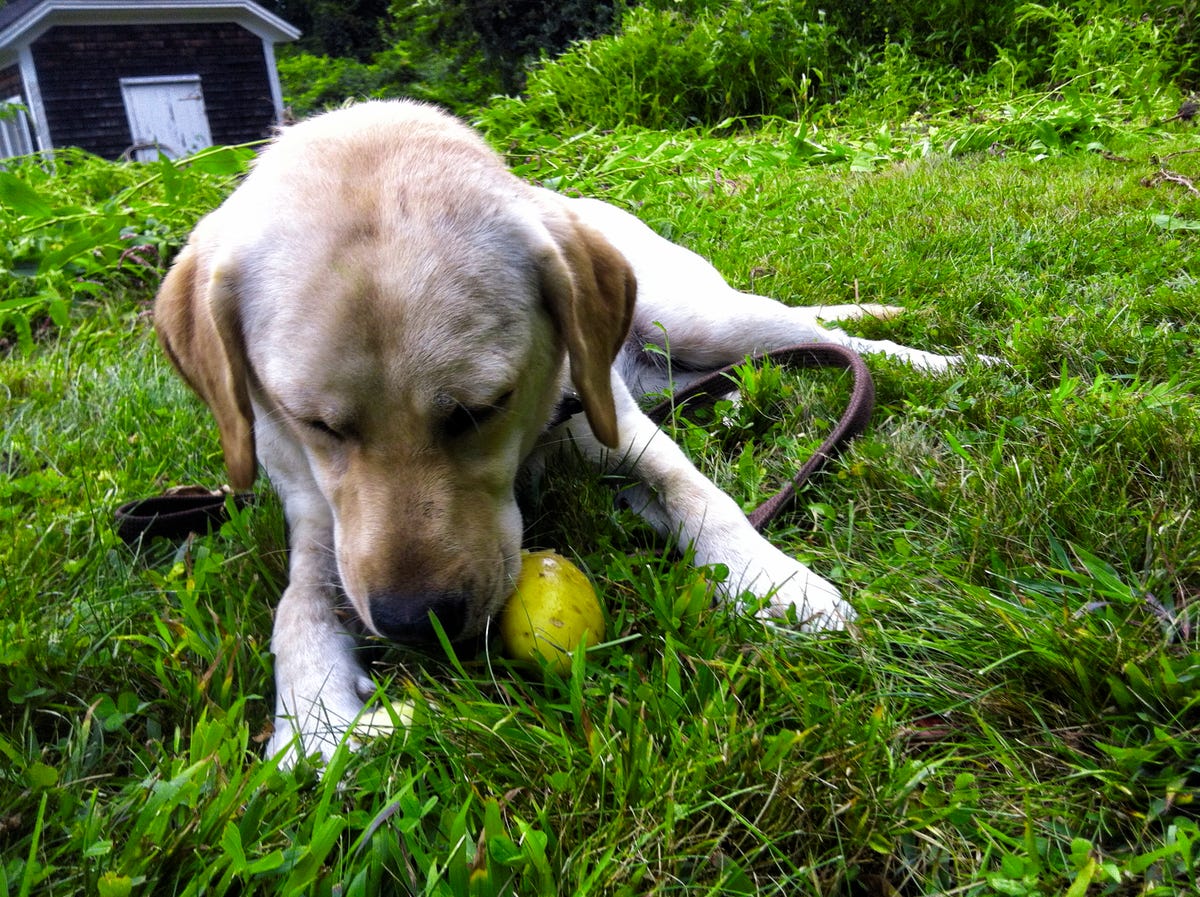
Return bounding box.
[2,108,1199,894]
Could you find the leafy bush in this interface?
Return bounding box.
[505,0,1198,132]
[275,0,392,59]
[385,0,619,94]
[518,1,839,130]
[637,0,1199,81]
[278,51,383,117]
[277,48,418,118]
[276,0,1200,128]
[825,39,974,126]
[278,1,624,117]
[1010,2,1189,104]
[639,0,1024,67]
[827,0,1024,67]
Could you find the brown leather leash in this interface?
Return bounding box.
[113,344,874,542]
[113,485,254,543]
[645,343,875,531]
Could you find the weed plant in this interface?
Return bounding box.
[0,146,252,351]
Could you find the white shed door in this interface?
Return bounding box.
[120,75,212,161]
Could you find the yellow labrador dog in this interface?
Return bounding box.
[156,101,968,764]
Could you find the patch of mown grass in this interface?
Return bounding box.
[3,114,1199,895]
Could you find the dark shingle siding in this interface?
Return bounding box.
[0,65,22,100]
[34,22,276,158]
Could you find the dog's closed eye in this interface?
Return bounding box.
[302,417,352,442]
[444,390,514,439]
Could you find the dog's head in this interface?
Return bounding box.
[155,101,634,644]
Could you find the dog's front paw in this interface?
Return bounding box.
[266,668,376,769]
[725,549,854,631]
[747,566,854,631]
[908,349,1005,373]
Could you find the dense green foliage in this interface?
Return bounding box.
[510,0,1197,130]
[511,2,838,128]
[2,2,1199,894]
[277,0,618,115]
[278,0,621,116]
[0,147,252,353]
[276,0,1199,121]
[263,0,393,59]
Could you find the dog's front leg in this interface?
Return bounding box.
[564,377,853,630]
[258,437,375,767]
[266,573,375,768]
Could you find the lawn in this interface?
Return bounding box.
[2,107,1198,894]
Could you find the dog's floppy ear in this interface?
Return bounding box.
[154,241,257,489]
[541,214,637,449]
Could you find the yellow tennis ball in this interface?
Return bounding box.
[500,550,604,673]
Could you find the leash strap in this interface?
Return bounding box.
[644,343,875,531]
[113,485,253,543]
[113,344,873,542]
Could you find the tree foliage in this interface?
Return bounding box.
[386,0,619,94]
[260,0,392,59]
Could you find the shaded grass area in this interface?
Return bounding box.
[2,123,1199,895]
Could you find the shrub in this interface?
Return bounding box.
[278,1,1200,128]
[829,0,1023,67]
[400,0,620,94]
[520,1,839,130]
[1009,1,1191,104]
[277,43,498,118]
[277,50,411,118]
[509,0,1200,133]
[828,48,975,130]
[639,0,1024,68]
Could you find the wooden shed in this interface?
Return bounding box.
[0,0,299,160]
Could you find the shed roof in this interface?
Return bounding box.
[0,0,300,64]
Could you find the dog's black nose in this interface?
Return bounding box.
[367,591,467,644]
